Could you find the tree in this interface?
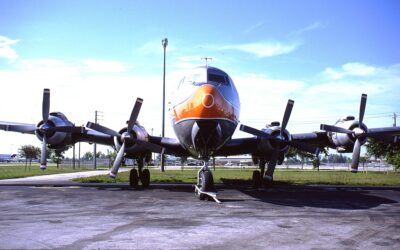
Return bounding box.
[106,149,117,168]
[366,138,400,171]
[359,156,369,171]
[82,151,93,160]
[286,146,328,170]
[51,150,65,168]
[18,145,40,169]
[96,151,106,159]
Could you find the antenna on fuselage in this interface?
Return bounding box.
[201,57,213,67]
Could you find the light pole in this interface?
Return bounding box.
[161,38,168,172]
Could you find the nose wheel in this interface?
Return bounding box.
[194,160,221,203]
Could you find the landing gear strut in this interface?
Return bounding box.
[129,157,151,189]
[252,158,265,188]
[194,160,220,203]
[252,157,275,188]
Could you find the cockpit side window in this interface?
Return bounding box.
[208,73,227,85]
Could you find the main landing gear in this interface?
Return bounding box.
[129,158,150,189]
[194,160,221,203]
[252,158,275,189]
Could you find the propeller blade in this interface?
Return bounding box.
[0,123,36,133]
[40,135,47,170]
[240,124,271,139]
[351,138,361,173]
[47,126,86,133]
[289,141,320,155]
[133,139,165,154]
[127,98,143,132]
[359,94,367,124]
[42,89,50,124]
[110,142,125,178]
[87,122,120,137]
[266,146,279,177]
[281,99,294,135]
[320,124,353,134]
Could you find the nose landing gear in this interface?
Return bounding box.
[194,160,221,203]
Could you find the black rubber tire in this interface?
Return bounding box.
[201,170,214,192]
[129,169,139,188]
[263,175,273,188]
[197,170,214,200]
[140,169,150,188]
[252,170,261,188]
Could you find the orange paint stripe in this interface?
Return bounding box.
[172,84,238,124]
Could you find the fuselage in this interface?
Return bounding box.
[171,66,240,159]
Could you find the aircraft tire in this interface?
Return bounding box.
[252,170,261,188]
[201,170,214,192]
[141,169,150,188]
[129,169,139,188]
[263,175,273,188]
[198,170,214,200]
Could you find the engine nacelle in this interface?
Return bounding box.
[256,124,291,155]
[113,123,149,154]
[35,112,73,148]
[328,116,368,153]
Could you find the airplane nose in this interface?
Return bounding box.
[172,83,238,124]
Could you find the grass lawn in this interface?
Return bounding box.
[0,164,101,180]
[73,167,400,186]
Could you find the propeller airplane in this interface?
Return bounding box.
[1,66,399,202]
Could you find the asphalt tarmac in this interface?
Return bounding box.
[0,175,399,249]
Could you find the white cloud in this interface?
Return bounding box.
[323,62,378,80]
[220,42,301,58]
[0,36,19,62]
[82,59,128,73]
[292,21,322,35]
[244,21,264,33]
[342,62,377,76]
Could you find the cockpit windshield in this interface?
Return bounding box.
[178,68,207,87]
[208,73,227,85]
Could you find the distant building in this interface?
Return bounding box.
[0,154,17,162]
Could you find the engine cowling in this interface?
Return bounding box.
[35,112,73,148]
[256,122,291,155]
[113,123,149,155]
[327,116,368,152]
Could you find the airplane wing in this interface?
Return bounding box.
[0,121,37,134]
[148,135,191,157]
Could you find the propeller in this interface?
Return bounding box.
[320,94,368,173]
[351,94,367,172]
[38,89,86,170]
[240,100,320,166]
[87,98,165,178]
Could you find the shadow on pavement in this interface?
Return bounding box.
[237,185,398,210]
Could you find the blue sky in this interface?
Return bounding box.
[0,0,399,155]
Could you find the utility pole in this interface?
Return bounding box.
[161,38,168,172]
[201,57,212,67]
[78,142,81,168]
[94,110,103,169]
[72,144,75,169]
[393,112,397,127]
[151,128,154,163]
